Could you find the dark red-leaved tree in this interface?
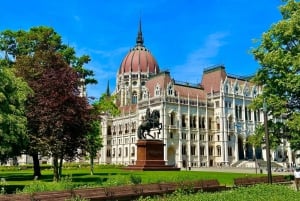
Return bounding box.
[26,52,91,181]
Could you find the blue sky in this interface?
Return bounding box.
[0,0,283,100]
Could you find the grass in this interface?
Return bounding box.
[138,184,300,201]
[0,164,269,194]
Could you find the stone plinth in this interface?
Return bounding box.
[125,140,180,171]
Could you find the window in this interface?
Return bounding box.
[125,123,128,133]
[191,145,196,156]
[216,117,220,130]
[132,91,137,104]
[217,135,220,141]
[143,89,148,99]
[181,114,186,127]
[215,101,219,108]
[170,132,173,139]
[235,85,239,94]
[118,148,122,157]
[167,84,173,95]
[208,135,213,141]
[209,146,213,156]
[112,148,115,157]
[199,134,205,141]
[131,147,135,156]
[200,146,205,156]
[155,85,161,96]
[125,147,128,157]
[225,85,229,93]
[228,147,232,156]
[239,106,242,120]
[248,109,252,121]
[107,149,111,157]
[170,112,175,125]
[191,133,196,140]
[192,116,196,128]
[107,126,112,135]
[131,122,136,133]
[182,145,187,155]
[217,146,221,156]
[181,133,186,139]
[208,118,212,129]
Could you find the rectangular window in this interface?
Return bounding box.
[182,115,186,127]
[200,146,205,156]
[228,147,232,156]
[182,145,186,155]
[209,146,213,156]
[199,134,205,141]
[191,145,196,156]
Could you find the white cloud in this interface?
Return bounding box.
[171,32,229,84]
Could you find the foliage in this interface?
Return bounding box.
[19,175,74,194]
[129,174,142,184]
[0,26,97,179]
[0,63,32,163]
[138,184,300,201]
[94,93,120,117]
[251,0,300,150]
[85,120,102,175]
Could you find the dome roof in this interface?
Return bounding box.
[118,21,160,75]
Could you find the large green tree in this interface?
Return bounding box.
[252,0,300,150]
[0,61,32,163]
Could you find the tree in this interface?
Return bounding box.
[0,26,97,178]
[24,52,91,181]
[85,120,102,175]
[251,0,300,150]
[0,62,32,163]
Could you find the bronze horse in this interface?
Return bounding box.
[137,109,162,139]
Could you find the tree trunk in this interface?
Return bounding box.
[53,156,59,181]
[58,154,63,179]
[32,153,41,178]
[90,155,94,175]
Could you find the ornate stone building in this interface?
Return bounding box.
[98,22,292,168]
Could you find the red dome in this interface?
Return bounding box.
[118,21,159,75]
[119,46,159,74]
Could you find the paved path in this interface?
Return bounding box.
[181,167,293,175]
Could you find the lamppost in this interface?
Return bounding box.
[263,99,272,184]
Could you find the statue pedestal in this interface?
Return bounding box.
[125,140,180,171]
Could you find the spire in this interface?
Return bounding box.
[106,80,111,97]
[136,19,144,46]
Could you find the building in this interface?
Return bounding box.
[98,22,293,169]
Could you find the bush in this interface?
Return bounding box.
[18,175,75,194]
[130,174,142,184]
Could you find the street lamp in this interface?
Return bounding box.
[263,99,272,184]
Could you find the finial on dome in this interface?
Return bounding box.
[136,19,144,46]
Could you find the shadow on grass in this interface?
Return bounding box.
[5,185,25,194]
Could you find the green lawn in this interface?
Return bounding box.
[0,164,258,194]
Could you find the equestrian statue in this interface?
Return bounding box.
[137,108,162,139]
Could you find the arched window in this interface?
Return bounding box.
[142,89,148,99]
[155,84,161,96]
[131,146,135,156]
[132,91,137,104]
[167,83,173,96]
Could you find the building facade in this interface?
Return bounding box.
[98,23,293,168]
